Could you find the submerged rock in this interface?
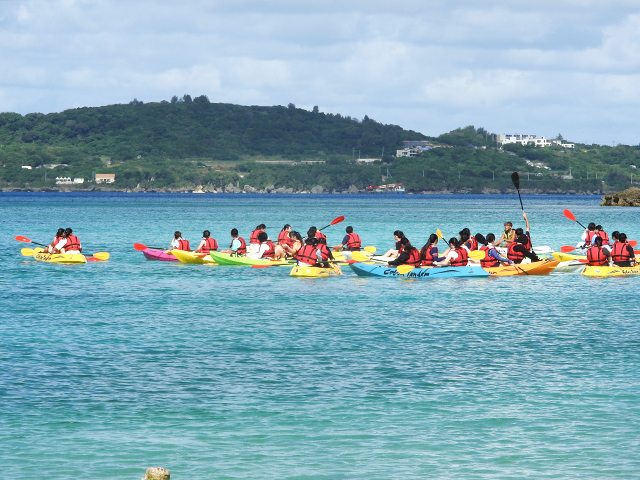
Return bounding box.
[601,187,640,206]
[142,467,170,480]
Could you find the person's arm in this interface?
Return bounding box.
[514,244,539,261]
[523,212,530,233]
[431,246,445,262]
[54,238,66,252]
[388,251,410,266]
[195,239,205,252]
[581,230,588,241]
[489,248,512,264]
[627,245,636,264]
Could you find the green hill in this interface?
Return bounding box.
[0,97,638,193]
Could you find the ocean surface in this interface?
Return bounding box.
[1,192,639,479]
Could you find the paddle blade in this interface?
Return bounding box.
[364,246,376,253]
[330,215,345,226]
[436,229,444,239]
[133,243,148,251]
[511,172,520,189]
[92,252,110,260]
[21,248,36,256]
[15,235,32,243]
[396,264,415,274]
[351,251,371,262]
[87,257,102,262]
[630,240,637,247]
[563,209,576,221]
[468,250,485,260]
[251,264,274,268]
[560,246,576,253]
[577,258,589,263]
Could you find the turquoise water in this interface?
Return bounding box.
[1,193,639,479]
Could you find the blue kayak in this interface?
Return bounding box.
[349,263,490,279]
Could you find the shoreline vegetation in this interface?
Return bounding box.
[1,95,639,195]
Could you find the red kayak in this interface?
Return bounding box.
[142,248,179,262]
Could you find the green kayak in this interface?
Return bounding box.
[208,251,294,266]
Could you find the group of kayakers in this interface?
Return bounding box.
[580,223,636,267]
[44,228,82,254]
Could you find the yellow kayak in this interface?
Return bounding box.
[32,248,87,264]
[582,264,640,278]
[170,249,217,264]
[290,263,343,278]
[552,252,585,262]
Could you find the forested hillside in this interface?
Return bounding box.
[0,97,638,193]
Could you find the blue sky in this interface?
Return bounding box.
[2,0,640,144]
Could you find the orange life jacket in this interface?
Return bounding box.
[64,235,81,251]
[611,242,633,264]
[345,233,361,250]
[450,247,468,267]
[176,239,190,251]
[507,242,525,263]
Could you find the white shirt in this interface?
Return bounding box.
[247,243,270,259]
[55,237,81,252]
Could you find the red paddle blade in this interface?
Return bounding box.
[87,257,101,262]
[578,258,588,263]
[630,240,637,247]
[133,243,148,251]
[251,264,274,268]
[15,235,32,243]
[560,246,576,253]
[563,209,576,221]
[330,216,345,226]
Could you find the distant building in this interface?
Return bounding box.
[55,177,72,184]
[95,174,115,183]
[73,178,85,184]
[498,134,574,148]
[402,140,434,149]
[396,148,420,157]
[21,165,32,170]
[356,158,380,164]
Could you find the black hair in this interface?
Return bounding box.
[448,237,459,247]
[459,232,469,243]
[56,228,65,236]
[282,224,290,231]
[612,231,620,241]
[318,237,327,244]
[393,230,404,238]
[258,232,268,243]
[65,228,73,235]
[588,222,596,231]
[461,228,470,236]
[515,228,524,236]
[231,228,239,237]
[203,230,210,238]
[596,225,603,231]
[256,224,266,230]
[290,231,302,241]
[619,233,627,243]
[346,226,354,234]
[174,231,181,239]
[517,234,528,245]
[305,237,317,246]
[307,228,316,238]
[593,236,603,247]
[486,233,496,243]
[427,233,438,246]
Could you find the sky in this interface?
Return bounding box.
[2,0,640,145]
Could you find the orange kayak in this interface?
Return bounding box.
[484,259,561,276]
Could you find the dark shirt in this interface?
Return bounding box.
[512,244,540,264]
[388,251,410,266]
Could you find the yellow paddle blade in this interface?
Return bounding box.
[351,251,371,262]
[436,229,444,239]
[396,264,416,274]
[21,248,36,256]
[92,252,110,260]
[468,250,485,260]
[364,246,376,253]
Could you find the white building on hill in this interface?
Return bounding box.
[497,134,574,148]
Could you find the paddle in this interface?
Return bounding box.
[318,215,345,232]
[364,246,376,253]
[562,209,587,230]
[134,243,167,251]
[436,229,444,239]
[511,172,524,212]
[15,235,48,247]
[351,251,372,262]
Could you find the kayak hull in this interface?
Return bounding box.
[209,250,292,266]
[551,260,586,275]
[349,263,490,279]
[170,249,216,264]
[143,248,179,262]
[552,252,586,262]
[484,259,561,276]
[582,264,640,278]
[290,264,343,278]
[32,248,87,264]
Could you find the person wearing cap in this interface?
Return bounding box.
[507,234,540,264]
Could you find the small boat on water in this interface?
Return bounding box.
[142,248,179,262]
[349,263,489,279]
[209,250,293,266]
[170,249,216,264]
[290,263,343,278]
[483,259,560,276]
[31,248,87,264]
[582,264,640,278]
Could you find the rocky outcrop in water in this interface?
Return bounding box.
[601,187,640,206]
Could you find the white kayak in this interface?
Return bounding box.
[550,260,586,275]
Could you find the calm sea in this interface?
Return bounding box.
[1,193,639,479]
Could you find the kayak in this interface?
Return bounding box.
[290,263,343,278]
[143,248,179,262]
[496,245,554,257]
[550,260,586,275]
[582,264,640,278]
[31,248,87,264]
[349,263,490,279]
[552,252,585,262]
[209,250,293,266]
[170,249,216,264]
[483,259,560,276]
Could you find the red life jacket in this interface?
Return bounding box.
[480,246,500,268]
[200,237,218,253]
[249,229,262,244]
[52,235,64,247]
[421,245,436,266]
[395,240,403,250]
[318,243,331,261]
[404,247,421,266]
[585,231,597,245]
[611,242,633,264]
[522,235,532,251]
[261,240,276,259]
[597,231,610,245]
[587,246,609,266]
[450,247,468,266]
[467,237,478,251]
[507,242,525,263]
[230,237,247,254]
[345,233,361,250]
[277,230,291,246]
[295,244,318,264]
[64,235,81,251]
[176,239,190,251]
[315,231,327,241]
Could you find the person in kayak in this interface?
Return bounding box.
[277,231,303,259]
[277,225,292,247]
[496,222,516,247]
[586,236,611,266]
[195,230,218,253]
[45,228,65,253]
[166,231,189,252]
[307,226,327,242]
[436,238,469,266]
[387,237,421,267]
[420,234,445,266]
[316,237,335,267]
[53,228,82,254]
[249,224,267,244]
[479,233,513,267]
[379,230,405,259]
[610,233,636,267]
[461,228,479,251]
[295,237,320,266]
[332,226,362,252]
[247,232,276,259]
[507,235,540,264]
[595,225,611,251]
[229,228,247,255]
[580,222,597,248]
